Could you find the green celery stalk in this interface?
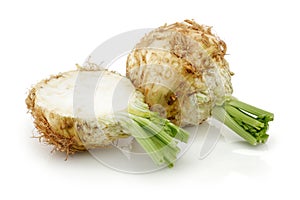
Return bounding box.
[116,91,189,167]
[212,97,274,145]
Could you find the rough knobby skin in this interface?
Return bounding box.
[26,79,83,156]
[127,19,233,126]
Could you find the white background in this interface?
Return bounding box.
[1,0,299,199]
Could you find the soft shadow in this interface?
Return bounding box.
[194,120,270,179]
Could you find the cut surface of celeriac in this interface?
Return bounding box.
[26,69,189,166]
[36,70,134,117]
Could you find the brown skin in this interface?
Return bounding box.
[26,77,86,158]
[126,20,233,126]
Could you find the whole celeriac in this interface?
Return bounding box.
[26,68,189,166]
[127,19,273,145]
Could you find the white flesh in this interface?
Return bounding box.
[36,70,135,119]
